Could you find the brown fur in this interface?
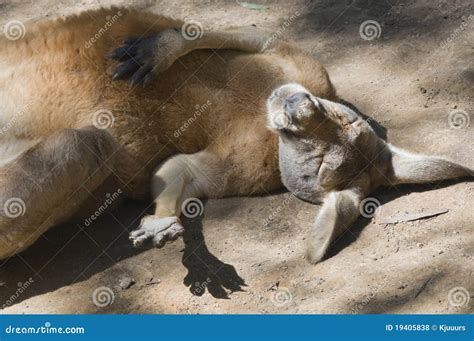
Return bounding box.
[0,7,336,258]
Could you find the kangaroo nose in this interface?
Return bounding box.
[284,92,310,116]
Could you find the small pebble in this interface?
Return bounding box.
[117,276,135,290]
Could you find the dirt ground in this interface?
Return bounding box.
[0,0,472,314]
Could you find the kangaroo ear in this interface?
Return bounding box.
[309,95,323,111]
[387,144,473,185]
[306,179,369,264]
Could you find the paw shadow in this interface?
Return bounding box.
[181,206,246,299]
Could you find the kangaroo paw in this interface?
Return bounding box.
[129,215,184,248]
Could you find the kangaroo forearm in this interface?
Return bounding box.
[186,28,269,53]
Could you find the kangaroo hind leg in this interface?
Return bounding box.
[129,150,225,248]
[0,127,119,259]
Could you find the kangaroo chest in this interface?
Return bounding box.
[278,138,326,203]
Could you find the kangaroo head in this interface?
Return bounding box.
[266,83,366,142]
[267,83,473,264]
[267,83,326,133]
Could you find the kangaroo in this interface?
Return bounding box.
[0,7,336,259]
[266,83,472,263]
[0,7,470,264]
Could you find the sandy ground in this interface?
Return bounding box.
[0,0,473,314]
